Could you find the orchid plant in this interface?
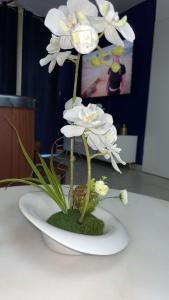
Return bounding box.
[39,0,135,223]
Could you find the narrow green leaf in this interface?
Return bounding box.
[5,120,67,213]
[0,178,47,193]
[39,156,67,213]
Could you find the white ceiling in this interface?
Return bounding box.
[15,0,145,17]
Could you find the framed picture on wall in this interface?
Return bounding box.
[81,41,134,99]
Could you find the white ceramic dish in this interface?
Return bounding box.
[19,191,128,255]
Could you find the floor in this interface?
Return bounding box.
[62,155,169,202]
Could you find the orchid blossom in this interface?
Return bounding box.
[86,126,126,173]
[44,0,99,54]
[39,35,72,73]
[39,0,134,220]
[61,104,113,138]
[92,0,135,46]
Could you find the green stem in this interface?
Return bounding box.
[69,54,81,209]
[69,137,75,209]
[79,134,91,223]
[97,45,105,57]
[99,32,104,39]
[73,54,80,102]
[90,153,105,160]
[100,60,112,68]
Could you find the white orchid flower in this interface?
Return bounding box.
[44,0,99,54]
[86,126,126,173]
[86,125,117,151]
[39,35,72,73]
[61,104,113,138]
[93,0,135,46]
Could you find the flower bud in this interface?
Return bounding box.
[95,180,109,197]
[112,46,124,57]
[90,56,101,67]
[119,189,128,205]
[111,62,121,73]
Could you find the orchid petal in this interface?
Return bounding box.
[117,22,135,43]
[104,24,124,46]
[65,97,83,110]
[61,125,85,137]
[58,5,69,17]
[87,136,98,151]
[96,0,114,18]
[56,51,71,66]
[104,2,116,23]
[67,0,98,17]
[39,54,52,67]
[104,113,113,125]
[63,105,83,123]
[45,8,69,36]
[112,149,126,165]
[48,59,57,73]
[90,127,110,135]
[60,36,73,50]
[46,36,60,53]
[110,154,122,173]
[87,133,101,150]
[89,16,106,33]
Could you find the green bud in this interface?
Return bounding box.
[90,56,101,67]
[111,62,121,73]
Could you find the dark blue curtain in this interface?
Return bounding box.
[0,6,17,94]
[22,11,62,153]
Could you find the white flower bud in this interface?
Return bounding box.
[95,180,109,197]
[119,189,128,205]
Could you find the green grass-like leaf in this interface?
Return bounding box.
[0,121,67,214]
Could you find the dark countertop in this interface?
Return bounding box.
[0,95,36,110]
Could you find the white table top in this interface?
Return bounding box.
[0,186,169,300]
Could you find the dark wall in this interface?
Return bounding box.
[22,12,61,152]
[0,6,17,94]
[58,0,156,164]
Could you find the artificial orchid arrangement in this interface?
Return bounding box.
[39,0,134,229]
[0,0,133,236]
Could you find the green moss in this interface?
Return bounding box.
[47,209,104,236]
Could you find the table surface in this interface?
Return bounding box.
[0,186,169,300]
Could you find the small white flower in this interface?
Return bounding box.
[39,35,71,73]
[119,189,128,205]
[95,180,109,196]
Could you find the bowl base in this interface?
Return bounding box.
[42,233,83,255]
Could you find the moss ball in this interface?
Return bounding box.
[47,209,104,236]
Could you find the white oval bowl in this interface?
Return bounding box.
[19,191,128,255]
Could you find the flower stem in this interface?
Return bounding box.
[90,153,105,160]
[72,54,80,102]
[79,134,91,223]
[69,54,81,209]
[99,32,104,39]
